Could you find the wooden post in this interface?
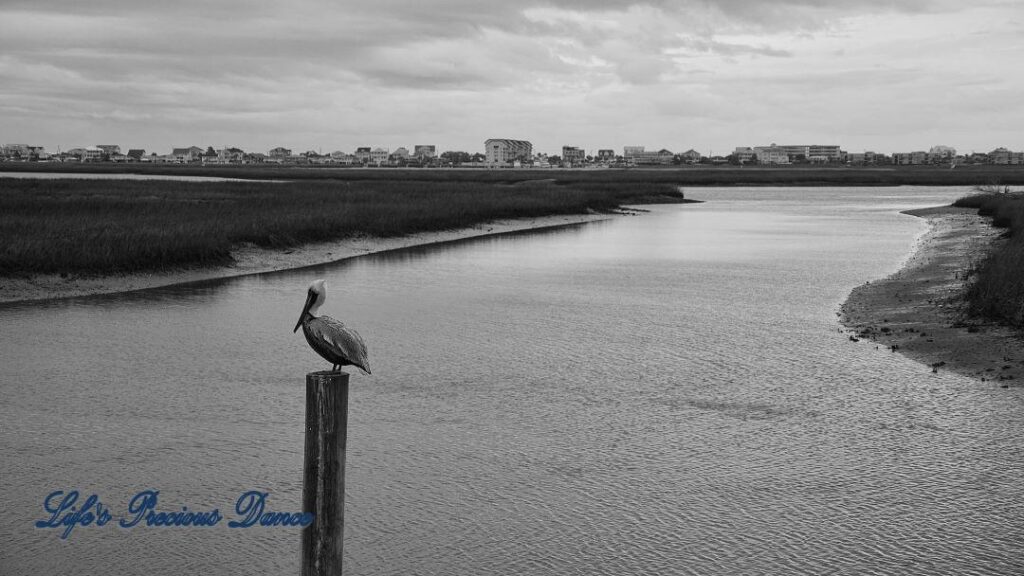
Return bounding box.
[302,370,349,576]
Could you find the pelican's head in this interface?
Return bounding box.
[294,279,327,332]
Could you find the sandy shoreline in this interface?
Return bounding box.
[841,205,1024,385]
[0,212,625,304]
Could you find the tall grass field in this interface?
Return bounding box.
[953,190,1024,328]
[0,178,686,275]
[5,163,1024,186]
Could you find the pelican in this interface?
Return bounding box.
[294,279,371,374]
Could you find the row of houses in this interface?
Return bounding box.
[0,144,440,166]
[264,145,441,166]
[730,144,1024,166]
[483,141,707,167]
[469,139,1024,168]
[4,141,1024,167]
[731,144,844,165]
[623,146,703,165]
[891,147,1023,166]
[484,141,846,168]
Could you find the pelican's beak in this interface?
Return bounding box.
[294,290,315,332]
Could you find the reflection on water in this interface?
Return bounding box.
[2,187,1022,575]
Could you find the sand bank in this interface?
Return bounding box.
[0,212,624,304]
[841,206,1024,385]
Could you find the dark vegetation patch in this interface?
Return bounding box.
[953,188,1024,327]
[5,163,1024,186]
[0,178,687,275]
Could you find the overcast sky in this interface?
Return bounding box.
[1,0,1021,156]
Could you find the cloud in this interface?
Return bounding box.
[669,37,792,58]
[0,0,1018,154]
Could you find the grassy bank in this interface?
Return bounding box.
[5,162,1024,186]
[0,178,687,275]
[952,189,1024,327]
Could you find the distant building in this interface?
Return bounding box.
[562,146,585,167]
[202,148,220,163]
[391,147,410,159]
[354,147,372,163]
[172,146,204,163]
[733,147,755,163]
[990,147,1024,165]
[623,146,645,158]
[777,144,841,162]
[369,148,389,166]
[968,152,990,164]
[680,149,702,164]
[753,144,790,164]
[2,144,46,160]
[330,151,357,165]
[302,151,330,164]
[217,147,245,163]
[2,144,31,158]
[485,139,532,167]
[82,147,105,162]
[96,144,121,156]
[991,148,1010,164]
[126,149,146,161]
[413,145,436,158]
[632,149,674,165]
[268,147,292,159]
[927,145,956,164]
[597,149,615,162]
[893,151,927,165]
[847,151,880,165]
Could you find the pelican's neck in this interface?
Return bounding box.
[308,291,325,317]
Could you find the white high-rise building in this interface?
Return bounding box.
[485,139,532,167]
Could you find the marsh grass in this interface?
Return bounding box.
[953,190,1024,327]
[6,163,1024,186]
[0,178,685,275]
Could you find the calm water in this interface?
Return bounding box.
[2,187,1022,575]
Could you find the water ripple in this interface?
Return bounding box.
[2,187,1023,575]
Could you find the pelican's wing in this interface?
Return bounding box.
[307,316,372,374]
